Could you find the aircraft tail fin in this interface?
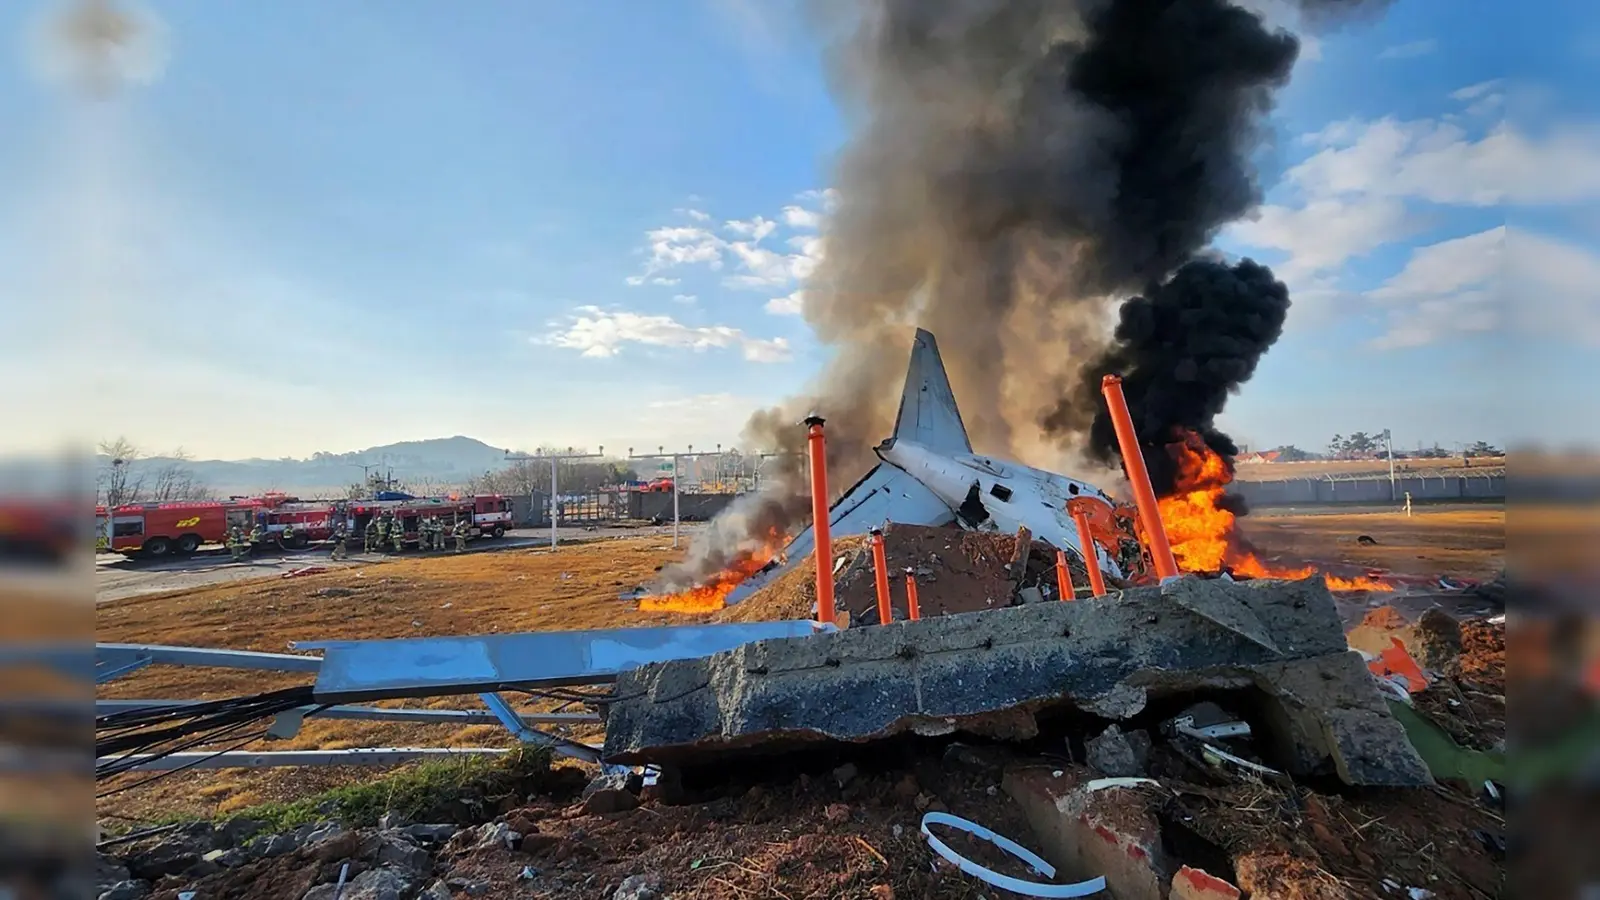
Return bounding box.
[890,329,972,454]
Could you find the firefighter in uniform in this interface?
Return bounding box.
[227,526,247,561]
[453,517,469,553]
[364,517,380,553]
[282,522,296,547]
[419,515,434,552]
[392,516,407,553]
[248,522,264,550]
[430,515,445,551]
[377,512,393,552]
[330,520,348,560]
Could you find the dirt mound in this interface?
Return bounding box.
[1456,617,1506,690]
[723,524,1100,625]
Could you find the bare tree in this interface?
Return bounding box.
[148,447,213,502]
[97,438,214,506]
[98,437,144,507]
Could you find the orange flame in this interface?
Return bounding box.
[638,530,785,613]
[1156,432,1393,592]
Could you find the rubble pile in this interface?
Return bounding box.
[715,523,1099,625]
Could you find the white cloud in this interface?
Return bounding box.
[1448,80,1506,118]
[723,215,778,242]
[1377,39,1438,60]
[1369,227,1504,303]
[782,205,822,229]
[1451,80,1503,102]
[637,225,724,280]
[672,293,697,304]
[765,289,805,316]
[1227,196,1415,280]
[547,306,792,363]
[796,188,839,211]
[676,208,711,222]
[1288,117,1600,206]
[626,192,831,305]
[1508,230,1600,347]
[1367,228,1504,350]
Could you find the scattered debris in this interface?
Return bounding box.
[1171,865,1241,900]
[920,811,1107,897]
[1085,724,1151,778]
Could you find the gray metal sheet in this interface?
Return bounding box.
[297,621,821,702]
[95,643,322,679]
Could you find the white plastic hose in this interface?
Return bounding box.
[920,811,1107,897]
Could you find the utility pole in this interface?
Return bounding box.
[629,446,719,548]
[1383,429,1396,502]
[504,447,605,549]
[750,451,795,493]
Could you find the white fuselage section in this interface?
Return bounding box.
[876,439,1124,579]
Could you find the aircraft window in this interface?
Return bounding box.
[1069,484,1080,495]
[989,484,1013,502]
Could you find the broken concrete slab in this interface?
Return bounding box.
[603,576,1431,787]
[1002,766,1167,900]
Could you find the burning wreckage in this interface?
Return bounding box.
[607,328,1432,790]
[91,329,1497,898]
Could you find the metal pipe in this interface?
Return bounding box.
[805,416,836,626]
[672,455,681,549]
[1070,507,1107,597]
[870,528,892,625]
[904,568,920,621]
[1099,375,1180,580]
[1055,549,1076,601]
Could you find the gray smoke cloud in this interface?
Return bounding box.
[662,0,1388,591]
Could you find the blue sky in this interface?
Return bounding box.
[2,0,1595,461]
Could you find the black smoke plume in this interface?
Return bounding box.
[665,0,1388,590]
[1053,258,1292,495]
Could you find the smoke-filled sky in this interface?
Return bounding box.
[1,0,1594,462]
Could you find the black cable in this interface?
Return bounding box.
[96,712,270,780]
[96,728,270,799]
[95,687,318,777]
[96,686,314,756]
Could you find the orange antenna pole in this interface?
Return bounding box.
[870,528,893,625]
[805,416,836,626]
[1070,507,1109,597]
[1055,549,1076,601]
[1099,375,1180,581]
[904,568,921,620]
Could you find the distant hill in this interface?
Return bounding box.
[99,436,522,497]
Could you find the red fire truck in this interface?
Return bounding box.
[96,494,513,557]
[96,499,262,557]
[344,494,513,547]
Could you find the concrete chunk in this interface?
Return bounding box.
[1003,766,1167,900]
[603,577,1431,787]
